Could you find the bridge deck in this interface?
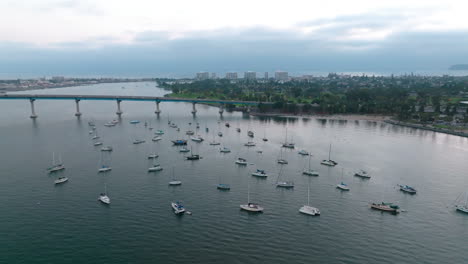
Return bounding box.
[0,94,263,105]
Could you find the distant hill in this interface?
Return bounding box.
[449,64,468,70]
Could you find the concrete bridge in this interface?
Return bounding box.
[0,94,264,118]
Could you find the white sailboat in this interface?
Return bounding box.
[244,142,256,147]
[148,141,158,159]
[235,158,248,165]
[321,143,338,166]
[299,179,320,216]
[92,130,100,140]
[303,153,319,176]
[168,167,182,185]
[98,152,112,172]
[220,147,231,153]
[148,158,163,172]
[455,191,468,214]
[98,184,110,205]
[47,152,65,173]
[54,177,68,185]
[277,147,288,164]
[240,180,263,212]
[276,166,294,188]
[251,169,268,178]
[336,169,349,191]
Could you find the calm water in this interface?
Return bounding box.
[0,82,467,264]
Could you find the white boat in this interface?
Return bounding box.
[98,185,110,205]
[88,130,93,134]
[171,201,186,214]
[191,136,204,142]
[220,147,231,153]
[111,119,119,124]
[133,139,145,144]
[154,130,164,135]
[455,191,468,214]
[152,136,162,142]
[98,165,112,172]
[179,147,190,153]
[298,150,309,155]
[321,143,338,166]
[101,146,113,152]
[336,182,350,191]
[235,158,248,165]
[398,184,417,194]
[92,131,100,140]
[276,166,294,188]
[93,141,103,146]
[244,142,256,147]
[129,120,140,124]
[104,122,115,127]
[147,154,159,159]
[148,164,163,172]
[354,170,370,178]
[54,177,68,185]
[240,180,263,212]
[251,169,268,177]
[303,153,319,176]
[47,152,65,173]
[186,130,195,135]
[299,180,320,216]
[210,141,221,145]
[170,123,177,128]
[169,180,182,185]
[277,148,288,164]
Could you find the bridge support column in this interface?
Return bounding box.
[155,101,161,115]
[116,99,123,116]
[74,99,82,117]
[191,102,197,114]
[29,99,38,119]
[219,104,224,116]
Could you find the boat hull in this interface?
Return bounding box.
[299,206,320,216]
[240,204,263,212]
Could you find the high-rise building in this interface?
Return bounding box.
[244,71,256,80]
[211,73,217,79]
[264,72,268,80]
[196,72,209,80]
[275,71,288,81]
[225,72,238,80]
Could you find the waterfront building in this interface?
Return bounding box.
[275,71,288,81]
[244,71,256,80]
[226,72,238,80]
[196,72,209,80]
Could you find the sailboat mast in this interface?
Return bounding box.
[328,144,331,160]
[307,180,310,206]
[308,152,312,169]
[52,152,55,165]
[247,180,250,203]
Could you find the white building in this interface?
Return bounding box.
[275,71,288,81]
[264,72,268,79]
[225,72,238,80]
[244,71,256,80]
[196,72,209,80]
[211,73,217,79]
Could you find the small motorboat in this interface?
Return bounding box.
[354,170,371,178]
[247,131,254,137]
[303,169,319,176]
[251,169,268,177]
[220,147,231,153]
[282,143,295,149]
[191,136,204,142]
[93,142,103,146]
[217,184,231,190]
[154,130,164,135]
[186,154,201,160]
[186,130,195,135]
[147,154,159,159]
[336,182,350,191]
[148,164,163,172]
[244,142,256,147]
[235,158,248,165]
[152,136,162,142]
[172,139,187,146]
[240,203,263,212]
[298,150,309,155]
[399,185,417,194]
[277,159,288,164]
[262,138,268,142]
[129,120,140,124]
[179,147,190,153]
[209,141,221,146]
[299,205,320,216]
[98,165,112,173]
[133,139,145,144]
[370,202,400,213]
[54,177,68,185]
[101,146,113,152]
[104,122,115,127]
[171,201,186,214]
[225,123,230,127]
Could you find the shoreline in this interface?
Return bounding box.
[384,120,468,138]
[249,112,391,122]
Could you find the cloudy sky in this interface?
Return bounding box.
[1,0,467,77]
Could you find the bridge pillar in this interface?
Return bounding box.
[191,102,197,114]
[29,98,38,119]
[74,99,82,117]
[155,101,161,115]
[116,99,123,116]
[219,104,224,116]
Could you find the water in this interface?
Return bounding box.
[0,82,467,264]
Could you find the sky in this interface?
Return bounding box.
[1,0,468,78]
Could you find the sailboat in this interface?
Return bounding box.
[251,169,268,178]
[276,166,294,188]
[354,170,370,178]
[98,184,110,205]
[47,152,65,173]
[220,147,231,153]
[277,148,288,164]
[299,179,320,215]
[92,130,100,140]
[209,133,220,145]
[262,128,268,141]
[321,144,338,166]
[336,169,349,191]
[148,141,158,159]
[186,146,201,160]
[168,167,182,185]
[240,180,263,212]
[244,141,256,147]
[217,168,231,190]
[235,158,248,165]
[303,153,319,176]
[98,152,112,172]
[101,146,113,152]
[282,128,295,148]
[54,177,68,185]
[455,191,468,214]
